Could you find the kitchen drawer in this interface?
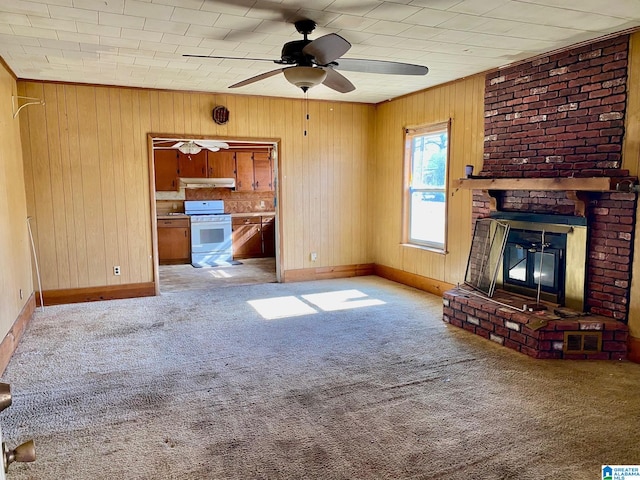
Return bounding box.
[232,216,261,226]
[158,218,189,228]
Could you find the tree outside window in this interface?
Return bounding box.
[404,122,449,251]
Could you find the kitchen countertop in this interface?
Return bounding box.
[230,212,275,218]
[157,213,188,219]
[158,212,275,219]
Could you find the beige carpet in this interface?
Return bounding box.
[1,276,639,479]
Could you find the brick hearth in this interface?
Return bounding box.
[443,288,628,360]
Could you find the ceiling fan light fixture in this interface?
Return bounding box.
[283,66,327,92]
[178,141,202,155]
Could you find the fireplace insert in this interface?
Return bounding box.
[464,213,588,311]
[502,228,566,304]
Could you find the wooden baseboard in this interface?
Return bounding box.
[0,293,36,375]
[36,282,156,306]
[374,264,455,297]
[628,335,640,363]
[283,264,374,282]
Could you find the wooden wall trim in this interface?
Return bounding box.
[283,264,374,282]
[628,335,640,363]
[0,293,36,375]
[36,282,155,306]
[374,264,455,297]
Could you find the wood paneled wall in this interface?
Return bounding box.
[371,74,485,285]
[624,32,640,177]
[17,81,374,290]
[625,31,640,339]
[0,63,34,339]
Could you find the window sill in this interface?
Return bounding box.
[401,243,448,255]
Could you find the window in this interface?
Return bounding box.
[403,121,450,250]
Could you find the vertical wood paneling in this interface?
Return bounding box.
[19,81,374,290]
[307,100,320,266]
[372,75,485,285]
[624,31,640,177]
[76,86,107,286]
[44,84,71,288]
[108,89,129,285]
[26,83,58,288]
[65,86,90,287]
[0,63,33,342]
[130,90,153,282]
[95,88,119,285]
[56,85,79,288]
[625,32,640,339]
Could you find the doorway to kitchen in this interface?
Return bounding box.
[148,135,281,294]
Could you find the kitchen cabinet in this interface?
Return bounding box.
[154,150,179,191]
[262,216,275,257]
[208,151,236,178]
[232,215,276,259]
[235,151,274,192]
[235,151,255,191]
[178,150,207,178]
[253,152,273,191]
[158,217,190,264]
[232,216,262,259]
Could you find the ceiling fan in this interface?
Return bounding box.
[184,19,429,94]
[153,139,230,154]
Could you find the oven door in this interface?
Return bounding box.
[190,216,232,254]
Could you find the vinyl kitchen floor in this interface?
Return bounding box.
[159,257,277,294]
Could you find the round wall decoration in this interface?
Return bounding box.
[212,105,230,125]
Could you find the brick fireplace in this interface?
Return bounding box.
[444,33,637,359]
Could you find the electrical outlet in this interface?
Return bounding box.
[260,200,265,209]
[113,266,121,276]
[310,252,317,262]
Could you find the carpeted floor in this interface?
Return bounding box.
[1,276,639,479]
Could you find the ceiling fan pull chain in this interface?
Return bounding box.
[304,91,309,137]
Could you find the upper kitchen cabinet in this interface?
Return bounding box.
[253,152,273,192]
[154,150,179,191]
[235,151,274,192]
[208,151,236,179]
[178,150,207,178]
[235,151,254,191]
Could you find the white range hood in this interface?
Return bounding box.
[178,177,236,189]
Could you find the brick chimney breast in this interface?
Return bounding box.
[475,33,637,324]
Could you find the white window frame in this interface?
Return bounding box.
[402,121,451,252]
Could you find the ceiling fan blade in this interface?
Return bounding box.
[322,68,355,94]
[302,33,351,65]
[171,142,184,148]
[229,68,285,88]
[194,140,229,149]
[183,54,277,63]
[333,58,428,76]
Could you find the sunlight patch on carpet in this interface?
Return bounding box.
[248,296,318,319]
[249,290,385,319]
[302,289,386,311]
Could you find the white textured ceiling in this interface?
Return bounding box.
[1,0,639,103]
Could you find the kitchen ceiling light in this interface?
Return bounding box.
[283,66,327,92]
[178,141,202,155]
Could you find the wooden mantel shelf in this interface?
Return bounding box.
[454,176,613,192]
[453,176,633,217]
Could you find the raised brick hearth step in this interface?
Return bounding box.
[443,287,627,360]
